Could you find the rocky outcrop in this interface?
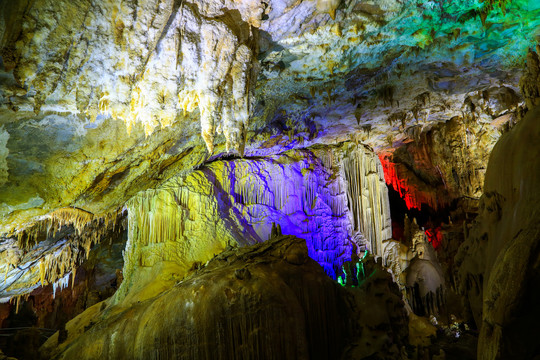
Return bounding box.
[520,46,540,110]
[40,235,409,360]
[380,95,520,213]
[456,105,540,359]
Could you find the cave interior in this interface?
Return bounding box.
[1,0,540,359]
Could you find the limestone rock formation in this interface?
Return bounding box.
[0,0,539,358]
[0,0,537,239]
[0,209,125,300]
[41,235,409,360]
[117,142,392,305]
[382,217,446,318]
[520,47,540,110]
[1,0,262,154]
[456,105,540,359]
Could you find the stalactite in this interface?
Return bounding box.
[52,272,71,298]
[341,145,392,256]
[378,153,441,211]
[119,150,358,288]
[1,208,124,301]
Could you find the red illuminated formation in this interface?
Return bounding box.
[378,152,440,211]
[424,227,443,250]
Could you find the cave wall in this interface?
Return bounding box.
[379,86,521,214]
[0,0,539,358]
[456,105,540,359]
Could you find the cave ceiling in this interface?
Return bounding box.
[0,0,539,298]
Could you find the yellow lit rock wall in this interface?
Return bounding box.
[1,0,262,153]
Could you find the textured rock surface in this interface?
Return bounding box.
[1,0,261,152]
[0,231,124,360]
[0,0,538,237]
[379,93,520,212]
[41,235,409,360]
[382,217,446,317]
[456,105,540,359]
[0,138,394,302]
[117,143,391,305]
[0,0,539,357]
[520,47,540,109]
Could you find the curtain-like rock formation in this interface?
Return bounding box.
[115,143,392,304]
[341,145,392,255]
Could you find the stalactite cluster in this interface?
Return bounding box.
[378,153,440,211]
[0,208,124,300]
[175,4,260,154]
[118,143,393,304]
[14,207,118,252]
[341,145,392,255]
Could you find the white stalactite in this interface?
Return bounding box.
[0,127,9,187]
[341,145,392,256]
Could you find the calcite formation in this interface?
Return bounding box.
[381,217,446,317]
[0,0,539,358]
[456,105,540,359]
[116,143,392,304]
[0,209,124,300]
[379,88,520,212]
[41,235,409,360]
[341,145,392,255]
[0,0,538,239]
[1,0,261,154]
